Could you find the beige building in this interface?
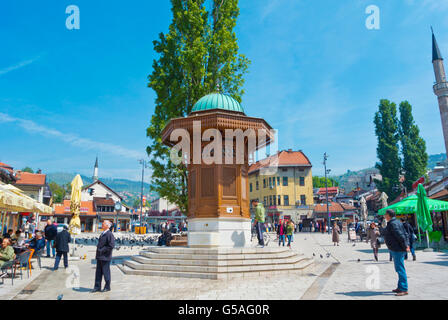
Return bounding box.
[249,149,314,223]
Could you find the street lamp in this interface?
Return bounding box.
[138,159,149,230]
[323,153,331,234]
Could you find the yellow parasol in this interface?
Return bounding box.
[68,174,83,235]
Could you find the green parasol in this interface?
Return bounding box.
[378,195,448,215]
[416,184,433,233]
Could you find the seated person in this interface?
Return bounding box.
[0,238,16,274]
[11,230,25,245]
[2,229,13,239]
[25,232,46,252]
[157,228,172,246]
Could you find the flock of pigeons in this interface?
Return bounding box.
[74,235,159,251]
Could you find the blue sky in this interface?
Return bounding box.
[1,0,447,182]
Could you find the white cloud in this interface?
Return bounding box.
[0,112,146,160]
[0,57,40,76]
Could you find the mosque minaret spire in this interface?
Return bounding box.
[432,27,448,155]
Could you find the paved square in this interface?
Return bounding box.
[1,232,447,300]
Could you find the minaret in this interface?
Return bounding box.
[93,156,99,182]
[432,28,448,155]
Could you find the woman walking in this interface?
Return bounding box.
[332,222,340,246]
[277,220,287,246]
[366,222,380,261]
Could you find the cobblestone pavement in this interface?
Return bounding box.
[1,231,447,300]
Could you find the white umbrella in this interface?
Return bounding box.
[360,196,368,228]
[379,192,388,228]
[379,192,388,208]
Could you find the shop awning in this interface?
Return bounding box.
[0,182,52,214]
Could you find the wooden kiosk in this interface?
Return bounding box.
[161,92,273,248]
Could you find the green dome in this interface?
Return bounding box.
[191,93,244,113]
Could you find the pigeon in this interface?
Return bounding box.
[320,254,323,259]
[57,294,63,300]
[357,258,360,262]
[352,243,356,247]
[312,253,315,257]
[326,253,331,258]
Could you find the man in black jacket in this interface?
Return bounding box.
[53,225,71,270]
[91,220,115,293]
[383,210,410,296]
[401,217,417,261]
[44,220,58,258]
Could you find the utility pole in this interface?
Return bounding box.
[323,153,331,234]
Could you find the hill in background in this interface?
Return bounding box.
[46,172,157,207]
[330,153,446,192]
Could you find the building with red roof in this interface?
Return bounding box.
[248,149,314,224]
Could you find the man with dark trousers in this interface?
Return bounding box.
[91,220,115,293]
[383,209,410,296]
[53,224,71,270]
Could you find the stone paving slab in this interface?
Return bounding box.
[2,231,447,300]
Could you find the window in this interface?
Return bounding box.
[263,179,266,188]
[282,168,288,172]
[278,195,281,205]
[269,195,272,206]
[300,195,306,205]
[277,176,280,186]
[299,177,305,186]
[269,177,272,187]
[250,183,253,192]
[263,196,267,206]
[282,176,288,186]
[256,181,259,190]
[299,168,304,172]
[284,195,289,206]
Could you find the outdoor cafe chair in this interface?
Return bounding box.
[1,260,16,286]
[14,250,31,280]
[34,248,44,270]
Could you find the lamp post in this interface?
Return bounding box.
[323,153,331,234]
[138,159,149,229]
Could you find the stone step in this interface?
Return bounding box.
[124,257,312,274]
[117,263,217,279]
[118,258,314,280]
[131,253,305,267]
[145,247,290,255]
[139,249,296,261]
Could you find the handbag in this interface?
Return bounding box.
[376,236,385,246]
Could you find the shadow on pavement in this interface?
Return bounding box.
[72,287,92,293]
[421,261,448,267]
[335,291,394,297]
[356,249,390,254]
[90,256,134,265]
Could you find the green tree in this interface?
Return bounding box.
[132,198,142,209]
[374,99,401,200]
[49,182,65,203]
[312,176,339,189]
[399,101,428,191]
[21,167,34,173]
[146,0,249,213]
